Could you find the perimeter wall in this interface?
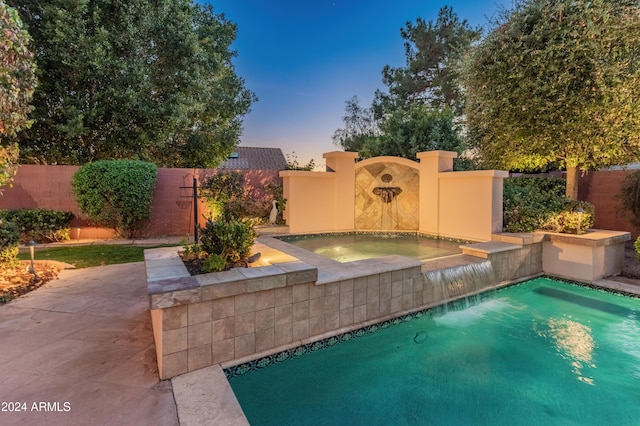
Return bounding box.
[0,165,280,239]
[578,170,639,239]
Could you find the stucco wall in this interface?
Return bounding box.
[438,171,505,241]
[281,172,338,234]
[282,151,506,242]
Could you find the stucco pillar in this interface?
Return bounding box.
[417,150,457,236]
[323,151,359,230]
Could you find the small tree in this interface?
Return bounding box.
[199,171,245,221]
[332,96,380,154]
[464,0,640,199]
[72,160,157,238]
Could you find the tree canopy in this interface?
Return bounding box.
[0,0,36,192]
[463,0,640,198]
[375,6,481,117]
[333,7,478,169]
[332,96,380,155]
[8,0,255,167]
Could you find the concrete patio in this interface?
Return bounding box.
[0,263,178,426]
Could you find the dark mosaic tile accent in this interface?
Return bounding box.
[224,309,432,379]
[541,275,640,300]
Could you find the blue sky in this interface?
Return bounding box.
[205,1,514,168]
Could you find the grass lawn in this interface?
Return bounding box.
[18,244,179,269]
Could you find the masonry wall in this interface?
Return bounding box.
[0,165,280,238]
[579,169,639,239]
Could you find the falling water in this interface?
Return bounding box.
[373,187,402,230]
[423,261,496,312]
[380,196,399,230]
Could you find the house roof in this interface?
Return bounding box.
[219,146,287,170]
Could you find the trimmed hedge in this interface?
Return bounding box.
[72,160,157,238]
[0,209,74,243]
[503,177,567,232]
[503,177,594,234]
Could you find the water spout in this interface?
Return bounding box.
[373,187,402,203]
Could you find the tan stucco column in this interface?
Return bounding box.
[417,150,457,236]
[323,151,359,230]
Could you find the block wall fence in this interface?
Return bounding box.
[0,164,637,239]
[0,165,280,239]
[579,170,640,239]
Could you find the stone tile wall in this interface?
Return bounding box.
[149,248,428,379]
[149,242,545,379]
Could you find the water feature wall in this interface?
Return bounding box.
[355,157,419,230]
[280,150,508,241]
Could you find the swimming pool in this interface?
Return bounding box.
[227,277,640,425]
[277,233,463,262]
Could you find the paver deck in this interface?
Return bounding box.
[0,262,178,426]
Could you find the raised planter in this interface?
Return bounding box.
[539,229,630,282]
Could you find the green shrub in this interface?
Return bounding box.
[503,177,567,232]
[199,218,256,269]
[0,220,19,269]
[540,200,595,234]
[72,160,157,238]
[504,177,596,234]
[199,172,245,221]
[0,209,74,243]
[635,236,640,261]
[202,254,226,273]
[200,172,284,224]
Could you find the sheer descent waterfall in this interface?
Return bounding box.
[423,261,497,309]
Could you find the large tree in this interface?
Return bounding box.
[464,0,640,199]
[374,6,481,118]
[334,6,478,169]
[8,0,255,167]
[0,0,36,192]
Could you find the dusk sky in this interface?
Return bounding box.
[205,1,514,168]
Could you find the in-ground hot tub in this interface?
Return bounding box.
[275,232,464,263]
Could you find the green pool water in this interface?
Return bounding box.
[228,277,640,425]
[278,233,462,262]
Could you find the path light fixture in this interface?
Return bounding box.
[575,207,585,235]
[247,252,261,264]
[27,240,40,282]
